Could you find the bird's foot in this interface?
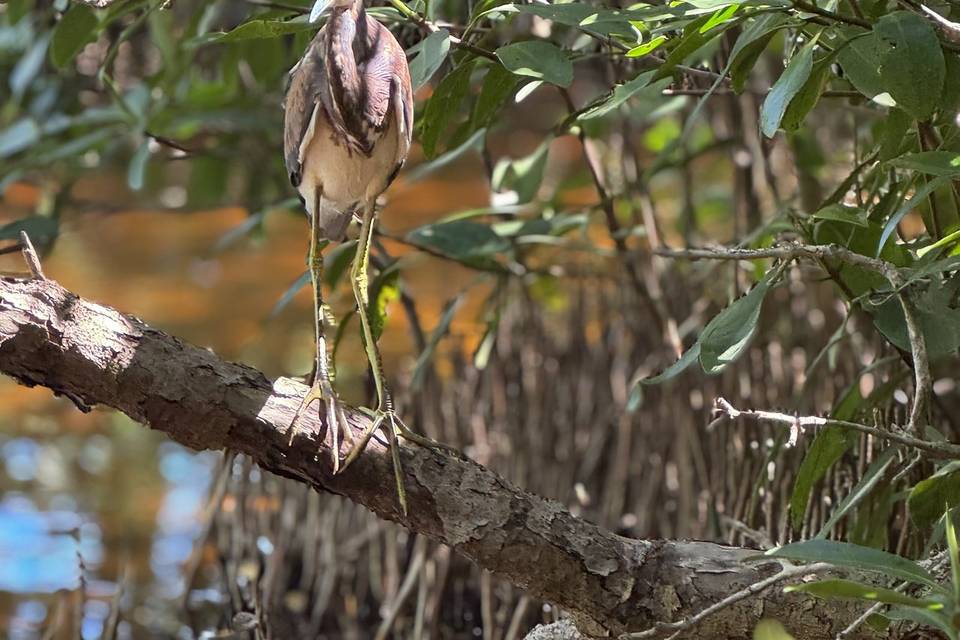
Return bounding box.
[342,406,456,516]
[288,377,353,474]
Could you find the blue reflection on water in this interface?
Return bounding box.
[0,493,100,593]
[1,433,218,637]
[151,443,217,599]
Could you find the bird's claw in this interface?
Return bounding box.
[288,378,352,474]
[342,407,454,516]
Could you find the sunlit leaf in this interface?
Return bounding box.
[760,37,816,138]
[753,619,796,640]
[408,29,450,90]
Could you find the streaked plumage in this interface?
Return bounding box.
[283,0,413,239]
[282,0,441,514]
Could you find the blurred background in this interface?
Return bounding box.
[1,0,957,638]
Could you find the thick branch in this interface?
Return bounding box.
[0,276,889,639]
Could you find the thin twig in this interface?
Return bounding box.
[714,397,960,459]
[920,4,960,44]
[19,231,46,280]
[658,242,932,433]
[792,0,872,29]
[624,562,834,639]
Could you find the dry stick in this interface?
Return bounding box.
[919,4,960,44]
[625,562,835,640]
[19,231,45,280]
[656,243,933,438]
[373,536,427,640]
[560,89,668,339]
[713,397,960,459]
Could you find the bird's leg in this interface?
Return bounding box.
[288,188,352,473]
[342,202,453,514]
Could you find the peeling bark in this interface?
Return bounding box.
[0,276,891,639]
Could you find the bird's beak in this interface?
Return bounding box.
[308,0,333,23]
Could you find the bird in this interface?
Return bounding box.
[282,0,443,514]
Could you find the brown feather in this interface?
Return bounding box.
[282,1,414,240]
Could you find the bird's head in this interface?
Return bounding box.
[308,0,360,22]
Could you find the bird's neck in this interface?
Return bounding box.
[325,5,369,114]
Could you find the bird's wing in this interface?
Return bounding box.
[284,34,371,187]
[361,20,413,178]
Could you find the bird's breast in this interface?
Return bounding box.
[298,106,400,223]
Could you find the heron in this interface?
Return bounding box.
[283,0,441,513]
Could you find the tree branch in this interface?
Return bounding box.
[0,276,894,638]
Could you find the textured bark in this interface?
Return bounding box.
[0,276,889,639]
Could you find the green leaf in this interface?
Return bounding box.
[640,343,701,385]
[781,54,832,132]
[11,33,52,102]
[878,176,951,255]
[50,4,99,69]
[271,270,311,318]
[211,18,318,43]
[127,141,150,192]
[760,37,816,138]
[0,215,60,244]
[0,119,40,158]
[889,152,960,178]
[884,607,958,640]
[323,239,358,289]
[785,579,944,610]
[790,427,856,528]
[812,204,869,227]
[654,12,735,81]
[729,13,791,93]
[406,128,485,182]
[405,220,510,270]
[868,275,960,358]
[627,35,667,57]
[918,228,960,258]
[875,11,945,121]
[766,539,940,589]
[496,41,573,88]
[471,64,519,130]
[411,295,463,390]
[946,508,960,608]
[908,464,960,529]
[878,109,911,162]
[836,31,895,106]
[369,265,400,342]
[579,71,671,120]
[420,60,475,158]
[753,620,796,640]
[408,29,450,91]
[492,137,551,203]
[699,273,773,374]
[816,447,897,538]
